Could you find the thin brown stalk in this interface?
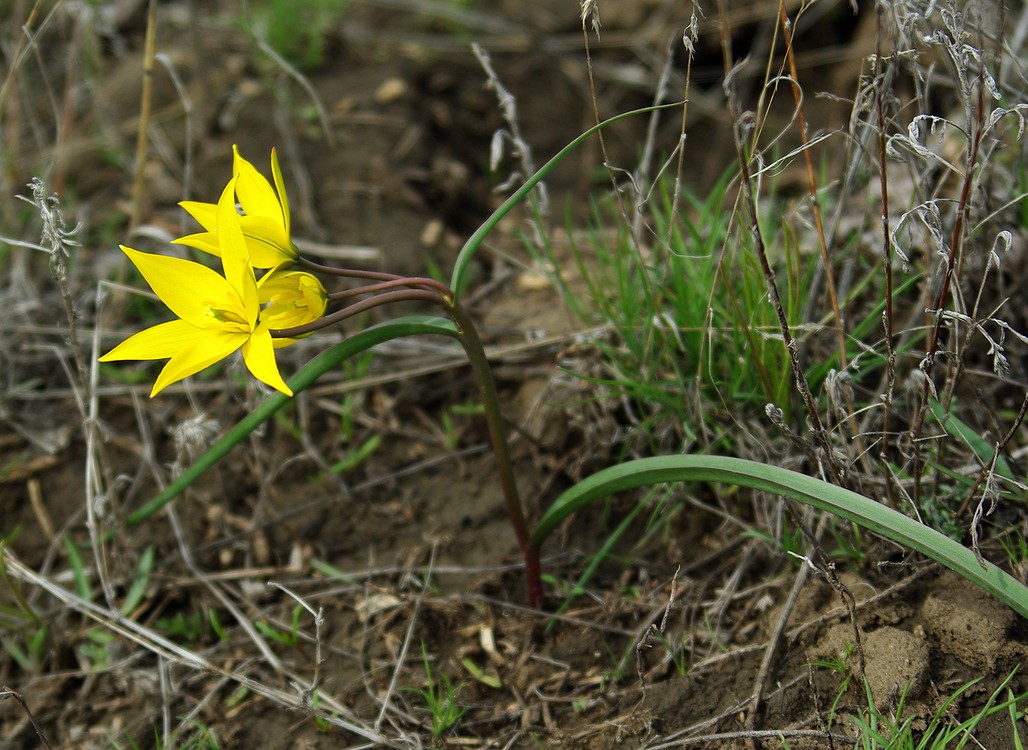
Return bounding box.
[271,288,443,338]
[579,2,609,173]
[446,300,540,607]
[327,275,453,302]
[871,4,896,507]
[717,0,844,486]
[272,283,541,606]
[874,2,897,499]
[668,7,697,255]
[129,0,158,231]
[776,1,869,475]
[0,687,53,750]
[298,257,453,297]
[910,60,988,503]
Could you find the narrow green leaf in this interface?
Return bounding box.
[120,546,155,615]
[62,536,92,603]
[532,455,1028,618]
[460,657,502,688]
[329,433,382,475]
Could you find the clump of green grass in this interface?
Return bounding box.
[527,0,1027,561]
[405,642,466,744]
[846,670,1027,750]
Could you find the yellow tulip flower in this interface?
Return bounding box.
[258,269,329,347]
[175,145,297,269]
[101,177,293,397]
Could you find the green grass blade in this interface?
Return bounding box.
[449,102,683,298]
[62,535,92,602]
[1009,686,1025,750]
[929,399,1016,482]
[552,494,649,620]
[126,316,459,526]
[120,545,154,616]
[531,455,1028,618]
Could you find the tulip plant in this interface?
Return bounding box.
[105,128,1028,618]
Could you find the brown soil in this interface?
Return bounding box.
[2,2,1026,749]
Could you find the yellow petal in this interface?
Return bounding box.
[100,319,203,362]
[120,245,238,326]
[216,177,260,323]
[172,231,223,257]
[150,329,247,396]
[174,224,293,268]
[259,271,327,329]
[241,323,292,396]
[238,214,295,267]
[270,147,291,236]
[299,275,328,315]
[257,269,324,302]
[233,145,282,227]
[178,200,218,231]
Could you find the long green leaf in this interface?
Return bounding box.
[449,102,683,298]
[532,455,1028,618]
[126,316,459,526]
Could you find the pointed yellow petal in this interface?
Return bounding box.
[150,329,246,396]
[270,147,291,236]
[238,214,294,266]
[174,225,292,268]
[241,323,292,396]
[172,231,223,257]
[258,270,327,329]
[121,246,236,326]
[179,200,218,231]
[232,145,282,226]
[100,319,203,362]
[216,177,260,323]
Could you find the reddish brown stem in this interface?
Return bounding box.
[271,275,543,607]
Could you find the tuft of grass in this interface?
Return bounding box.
[406,642,467,743]
[533,168,808,444]
[847,669,1026,750]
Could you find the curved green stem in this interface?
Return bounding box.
[443,300,541,608]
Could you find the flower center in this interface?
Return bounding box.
[204,304,249,329]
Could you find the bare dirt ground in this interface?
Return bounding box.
[2,1,1027,748]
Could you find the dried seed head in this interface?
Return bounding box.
[19,178,81,285]
[581,0,601,37]
[171,413,221,464]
